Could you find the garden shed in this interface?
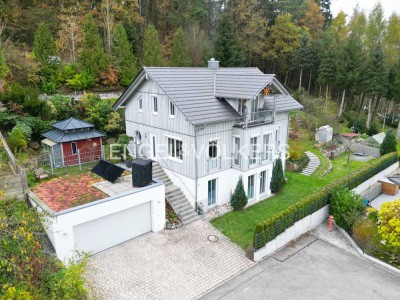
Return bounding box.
[41,117,105,167]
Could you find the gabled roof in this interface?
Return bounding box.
[114,67,303,125]
[52,117,94,131]
[42,128,105,143]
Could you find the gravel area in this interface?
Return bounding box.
[311,222,359,256]
[205,203,233,221]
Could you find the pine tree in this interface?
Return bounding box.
[336,32,364,117]
[112,23,138,86]
[364,44,387,129]
[0,50,9,79]
[33,22,57,63]
[170,27,191,67]
[230,176,248,211]
[270,158,286,193]
[80,14,108,78]
[215,14,244,67]
[142,25,164,67]
[380,130,397,156]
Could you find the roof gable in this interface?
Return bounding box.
[114,67,303,125]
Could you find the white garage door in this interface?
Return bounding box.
[73,201,152,255]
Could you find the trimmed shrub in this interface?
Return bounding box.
[230,176,248,211]
[254,152,398,246]
[270,158,286,193]
[380,129,397,156]
[330,188,364,233]
[254,224,266,249]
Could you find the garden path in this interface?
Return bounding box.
[300,151,321,176]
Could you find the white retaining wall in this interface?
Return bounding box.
[254,205,329,261]
[254,161,399,262]
[29,181,165,263]
[352,162,398,194]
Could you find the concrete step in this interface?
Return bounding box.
[181,213,201,224]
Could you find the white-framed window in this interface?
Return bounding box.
[71,142,77,155]
[151,95,158,115]
[233,136,241,166]
[250,136,258,165]
[263,133,273,161]
[248,174,255,200]
[208,178,217,206]
[275,128,280,152]
[238,99,245,115]
[169,100,175,118]
[259,170,267,194]
[167,137,183,160]
[138,96,143,112]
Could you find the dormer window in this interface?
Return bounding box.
[169,100,175,118]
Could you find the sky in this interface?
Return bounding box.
[331,0,400,19]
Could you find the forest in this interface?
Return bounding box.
[0,0,399,136]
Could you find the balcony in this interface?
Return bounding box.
[234,109,274,128]
[208,157,221,172]
[248,152,273,168]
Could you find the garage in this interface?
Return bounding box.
[73,201,152,255]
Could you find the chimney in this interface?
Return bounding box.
[208,58,219,70]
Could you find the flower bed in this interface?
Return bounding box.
[32,172,107,212]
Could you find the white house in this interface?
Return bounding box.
[113,59,303,223]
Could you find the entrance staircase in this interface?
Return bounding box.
[152,162,201,224]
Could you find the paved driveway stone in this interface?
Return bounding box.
[85,220,253,300]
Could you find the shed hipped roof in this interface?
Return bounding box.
[114,67,303,125]
[52,117,94,131]
[42,128,105,143]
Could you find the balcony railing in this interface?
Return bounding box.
[208,157,221,172]
[235,109,274,128]
[248,152,273,168]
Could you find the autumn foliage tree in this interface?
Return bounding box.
[378,199,400,253]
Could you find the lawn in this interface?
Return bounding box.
[33,172,108,212]
[211,152,368,251]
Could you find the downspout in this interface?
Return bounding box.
[194,125,198,208]
[273,93,276,123]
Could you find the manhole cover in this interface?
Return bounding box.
[207,235,219,243]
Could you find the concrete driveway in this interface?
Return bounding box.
[85,220,253,299]
[202,236,400,300]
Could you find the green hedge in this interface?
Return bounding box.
[254,152,398,251]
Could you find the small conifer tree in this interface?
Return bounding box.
[270,158,286,193]
[380,129,397,156]
[230,176,248,210]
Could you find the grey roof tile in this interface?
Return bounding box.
[42,129,105,143]
[52,117,94,130]
[116,67,303,125]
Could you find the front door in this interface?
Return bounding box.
[150,134,157,160]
